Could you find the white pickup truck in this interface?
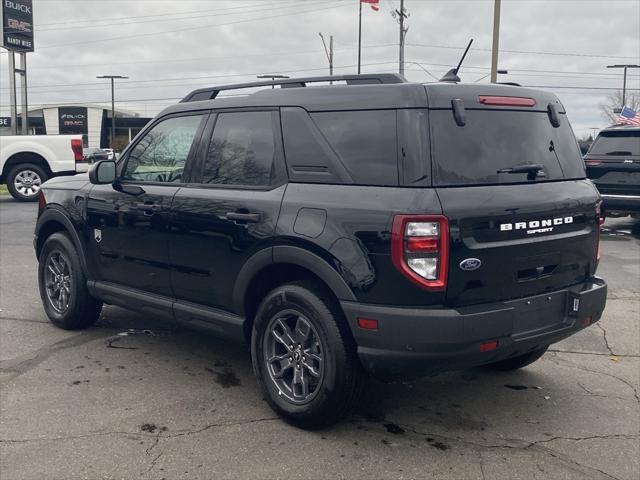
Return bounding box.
[0,135,89,201]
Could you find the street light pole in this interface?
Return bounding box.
[606,64,640,108]
[319,32,334,77]
[96,75,128,149]
[256,74,290,89]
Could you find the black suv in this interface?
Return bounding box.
[585,125,640,217]
[34,74,607,428]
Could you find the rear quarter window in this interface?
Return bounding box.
[310,110,398,186]
[430,109,585,186]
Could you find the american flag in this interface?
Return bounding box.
[617,106,640,126]
[361,0,380,11]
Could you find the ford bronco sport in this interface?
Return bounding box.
[34,74,607,428]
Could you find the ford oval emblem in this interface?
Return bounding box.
[459,258,482,271]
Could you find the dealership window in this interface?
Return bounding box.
[201,111,276,186]
[122,114,204,183]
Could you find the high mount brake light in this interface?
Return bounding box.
[71,139,83,162]
[478,96,536,107]
[391,215,449,291]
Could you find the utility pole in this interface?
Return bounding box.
[8,52,17,135]
[357,0,362,74]
[606,64,640,108]
[319,32,334,77]
[394,0,409,76]
[490,0,501,83]
[96,75,128,149]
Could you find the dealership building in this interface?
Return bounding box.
[0,105,152,150]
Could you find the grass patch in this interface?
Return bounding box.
[0,183,8,196]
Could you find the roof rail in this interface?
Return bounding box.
[180,73,407,102]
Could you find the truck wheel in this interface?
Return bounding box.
[486,346,549,371]
[251,281,365,429]
[7,163,48,202]
[38,232,102,330]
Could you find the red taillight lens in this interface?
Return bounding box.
[37,190,46,213]
[478,96,536,107]
[391,215,449,291]
[585,160,602,167]
[71,139,83,162]
[595,203,602,267]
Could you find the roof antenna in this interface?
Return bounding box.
[440,38,473,83]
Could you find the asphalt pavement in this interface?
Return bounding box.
[1,195,638,480]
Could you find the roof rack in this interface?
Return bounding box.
[180,73,407,102]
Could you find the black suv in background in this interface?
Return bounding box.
[34,74,607,428]
[585,125,640,217]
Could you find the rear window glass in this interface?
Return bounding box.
[311,110,398,186]
[430,110,585,186]
[589,131,640,156]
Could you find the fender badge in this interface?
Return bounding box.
[94,228,102,243]
[459,258,481,271]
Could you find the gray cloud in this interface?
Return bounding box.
[1,0,639,137]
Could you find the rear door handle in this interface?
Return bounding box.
[226,212,261,223]
[136,203,162,216]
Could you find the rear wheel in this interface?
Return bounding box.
[7,163,48,202]
[38,232,102,330]
[485,346,549,371]
[251,281,365,429]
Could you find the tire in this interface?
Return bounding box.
[485,346,549,371]
[7,163,48,202]
[38,232,102,330]
[251,281,365,429]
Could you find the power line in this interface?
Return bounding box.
[34,1,290,29]
[407,42,639,60]
[13,2,352,51]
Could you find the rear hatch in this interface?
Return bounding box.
[427,87,600,307]
[584,129,640,196]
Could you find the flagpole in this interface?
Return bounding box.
[357,0,362,74]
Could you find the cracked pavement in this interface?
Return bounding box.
[1,197,639,480]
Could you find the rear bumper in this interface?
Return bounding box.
[341,277,607,380]
[600,194,640,214]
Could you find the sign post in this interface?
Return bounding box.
[1,0,34,135]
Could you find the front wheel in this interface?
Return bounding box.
[38,232,102,330]
[7,163,48,202]
[485,346,549,371]
[251,281,365,429]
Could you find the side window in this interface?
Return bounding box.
[202,111,275,186]
[122,114,204,183]
[311,110,398,186]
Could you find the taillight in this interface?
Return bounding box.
[71,139,83,162]
[37,190,46,214]
[595,203,603,268]
[391,215,449,291]
[585,160,602,167]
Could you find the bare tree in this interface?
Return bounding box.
[599,90,640,124]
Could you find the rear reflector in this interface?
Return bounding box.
[357,318,379,330]
[580,316,593,327]
[478,96,536,107]
[407,237,439,252]
[480,340,499,352]
[71,139,84,162]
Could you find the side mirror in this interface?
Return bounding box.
[89,160,116,185]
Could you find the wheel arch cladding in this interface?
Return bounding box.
[3,152,51,176]
[234,246,357,343]
[35,209,89,274]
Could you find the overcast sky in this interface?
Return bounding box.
[1,0,639,138]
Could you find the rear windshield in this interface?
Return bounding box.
[589,131,640,156]
[430,110,586,186]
